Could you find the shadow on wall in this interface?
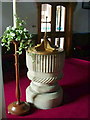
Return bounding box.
[72,33,90,61]
[73,2,89,33]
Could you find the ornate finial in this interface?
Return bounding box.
[34,33,57,54]
[45,16,48,32]
[33,15,58,54]
[28,16,61,55]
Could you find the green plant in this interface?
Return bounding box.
[1,17,35,54]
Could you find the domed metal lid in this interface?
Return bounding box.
[27,32,64,55]
[27,16,64,55]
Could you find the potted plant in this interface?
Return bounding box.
[1,17,35,54]
[1,16,35,115]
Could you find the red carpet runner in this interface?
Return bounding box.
[3,58,89,118]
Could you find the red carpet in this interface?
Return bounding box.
[3,58,89,118]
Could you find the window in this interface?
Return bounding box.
[37,2,75,56]
[41,4,52,32]
[55,37,64,49]
[56,5,65,32]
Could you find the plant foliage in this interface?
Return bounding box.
[1,17,35,54]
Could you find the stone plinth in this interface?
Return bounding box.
[26,49,65,109]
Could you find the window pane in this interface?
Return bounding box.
[60,37,64,49]
[41,38,44,43]
[61,6,65,31]
[56,6,65,32]
[55,38,60,47]
[41,4,51,22]
[55,37,64,49]
[48,38,51,42]
[41,4,51,32]
[41,23,51,32]
[41,38,51,43]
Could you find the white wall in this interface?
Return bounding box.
[0,2,6,119]
[2,2,13,33]
[0,1,3,119]
[73,2,89,33]
[2,2,89,35]
[17,2,37,34]
[2,2,37,34]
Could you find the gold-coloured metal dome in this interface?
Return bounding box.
[27,16,64,55]
[27,32,64,55]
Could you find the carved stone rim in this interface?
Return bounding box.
[27,48,64,55]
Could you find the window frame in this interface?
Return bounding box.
[37,2,76,56]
